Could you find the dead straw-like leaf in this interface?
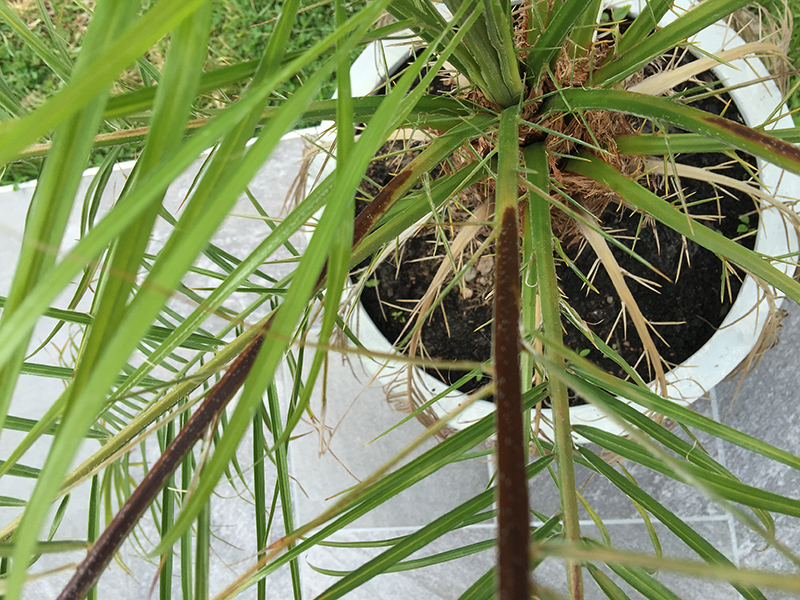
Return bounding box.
[578,221,669,396]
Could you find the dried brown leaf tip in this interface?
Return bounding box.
[705,114,800,164]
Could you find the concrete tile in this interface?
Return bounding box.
[713,301,800,454]
[155,134,311,326]
[299,526,495,599]
[533,520,740,600]
[710,438,800,530]
[526,391,729,522]
[707,304,800,589]
[286,356,491,529]
[527,447,725,522]
[729,514,800,600]
[680,395,727,455]
[22,414,283,600]
[1,134,315,598]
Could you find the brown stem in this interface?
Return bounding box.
[352,169,412,245]
[56,331,267,600]
[494,206,530,600]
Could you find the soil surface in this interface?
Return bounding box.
[353,57,760,403]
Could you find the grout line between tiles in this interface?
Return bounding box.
[327,514,733,538]
[577,515,731,526]
[710,387,741,566]
[333,525,497,535]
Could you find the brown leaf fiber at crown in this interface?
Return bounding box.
[539,107,641,243]
[459,39,641,243]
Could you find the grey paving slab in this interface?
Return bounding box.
[679,395,726,455]
[152,135,310,328]
[712,302,800,579]
[0,134,313,599]
[693,302,800,597]
[528,444,725,522]
[527,391,728,521]
[285,354,492,529]
[713,301,800,452]
[728,509,800,599]
[533,520,739,600]
[632,393,731,506]
[299,526,495,599]
[733,511,800,570]
[19,412,283,600]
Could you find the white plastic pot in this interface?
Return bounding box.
[309,0,800,439]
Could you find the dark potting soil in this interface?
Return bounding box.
[354,58,759,403]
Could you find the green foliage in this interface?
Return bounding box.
[1,0,800,599]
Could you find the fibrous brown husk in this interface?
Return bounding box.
[539,48,642,242]
[460,40,642,243]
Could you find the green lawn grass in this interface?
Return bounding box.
[751,0,800,113]
[0,0,364,186]
[0,0,797,187]
[760,0,800,66]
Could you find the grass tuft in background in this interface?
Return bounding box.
[0,0,365,186]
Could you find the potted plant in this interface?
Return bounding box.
[315,0,800,443]
[2,0,800,599]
